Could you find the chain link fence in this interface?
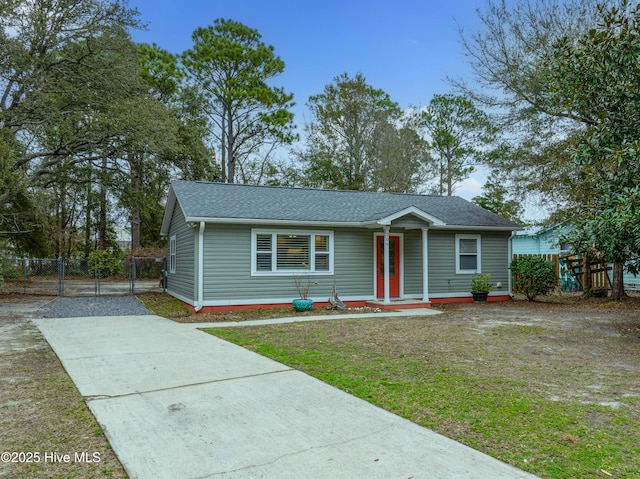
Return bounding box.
[0,257,166,297]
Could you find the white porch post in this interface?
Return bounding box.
[422,227,429,302]
[383,226,390,305]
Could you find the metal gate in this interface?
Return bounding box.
[1,257,166,297]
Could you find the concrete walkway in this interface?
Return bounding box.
[188,307,441,329]
[34,312,540,479]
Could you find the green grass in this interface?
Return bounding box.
[206,316,640,479]
[137,292,191,317]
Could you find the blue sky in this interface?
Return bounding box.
[127,0,511,203]
[128,0,484,115]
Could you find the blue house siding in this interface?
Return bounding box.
[403,229,423,297]
[333,228,375,299]
[165,202,196,303]
[427,230,511,297]
[199,224,374,305]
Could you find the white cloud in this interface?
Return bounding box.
[455,170,487,201]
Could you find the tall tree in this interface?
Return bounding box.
[420,94,495,195]
[300,73,429,192]
[543,2,640,299]
[0,0,142,208]
[472,175,525,224]
[456,0,626,206]
[182,19,297,184]
[462,0,639,299]
[370,118,431,193]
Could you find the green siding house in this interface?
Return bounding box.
[160,180,522,312]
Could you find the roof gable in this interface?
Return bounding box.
[376,206,446,227]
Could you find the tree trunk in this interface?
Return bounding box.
[226,108,235,183]
[97,157,107,250]
[610,261,626,300]
[220,113,227,183]
[84,174,92,258]
[130,153,142,253]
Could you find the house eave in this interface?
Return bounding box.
[184,216,366,228]
[430,224,524,232]
[183,216,523,232]
[160,189,177,237]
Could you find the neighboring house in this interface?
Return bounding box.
[513,225,579,291]
[512,225,571,256]
[513,225,640,291]
[160,180,523,312]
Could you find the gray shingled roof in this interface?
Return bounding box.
[166,180,521,229]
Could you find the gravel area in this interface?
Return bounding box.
[38,295,153,318]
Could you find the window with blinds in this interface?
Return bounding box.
[255,234,272,271]
[252,230,333,274]
[277,234,310,269]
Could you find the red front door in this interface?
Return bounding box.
[376,235,400,298]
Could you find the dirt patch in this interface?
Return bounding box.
[0,297,128,478]
[433,293,640,406]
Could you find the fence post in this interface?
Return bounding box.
[130,257,136,294]
[58,258,64,296]
[95,264,101,297]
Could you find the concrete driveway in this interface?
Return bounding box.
[34,314,540,479]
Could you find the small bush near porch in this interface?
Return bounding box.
[207,294,640,479]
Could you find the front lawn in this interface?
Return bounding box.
[205,298,640,479]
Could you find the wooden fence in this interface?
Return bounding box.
[512,254,611,293]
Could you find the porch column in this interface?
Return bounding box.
[422,227,429,302]
[383,226,390,305]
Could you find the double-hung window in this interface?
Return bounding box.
[252,230,333,275]
[456,234,481,274]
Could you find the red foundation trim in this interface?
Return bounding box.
[183,300,368,314]
[429,295,512,304]
[181,295,511,314]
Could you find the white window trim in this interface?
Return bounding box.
[455,234,481,274]
[169,235,176,274]
[251,229,334,276]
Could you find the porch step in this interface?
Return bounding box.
[365,300,431,311]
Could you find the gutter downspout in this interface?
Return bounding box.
[508,231,515,297]
[195,221,205,312]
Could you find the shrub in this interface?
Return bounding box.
[471,273,493,292]
[510,255,558,301]
[88,250,124,278]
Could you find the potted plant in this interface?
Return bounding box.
[292,270,317,312]
[470,273,493,302]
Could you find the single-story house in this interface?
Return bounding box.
[160,180,523,312]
